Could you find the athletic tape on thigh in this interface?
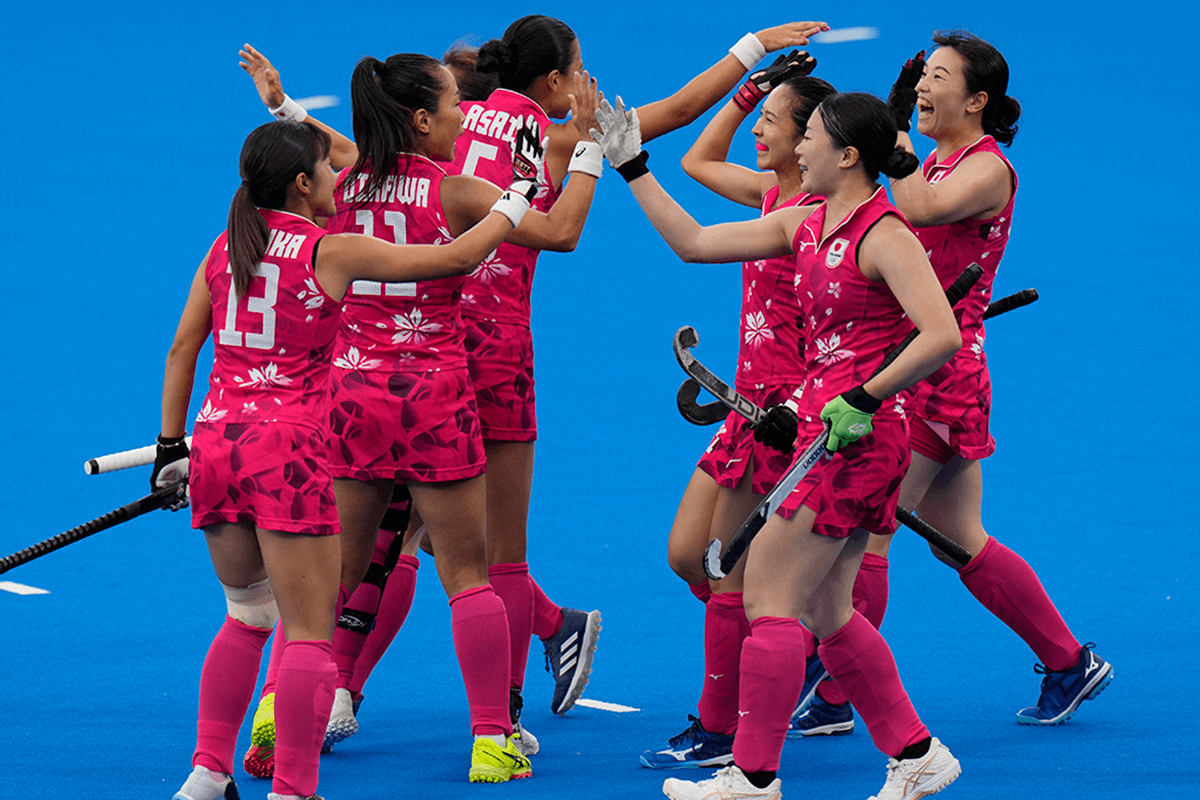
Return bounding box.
[222,578,279,629]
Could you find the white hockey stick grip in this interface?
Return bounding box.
[84,436,193,475]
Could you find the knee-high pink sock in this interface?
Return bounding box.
[272,640,336,799]
[260,620,287,698]
[530,576,563,640]
[333,530,401,689]
[959,537,1081,671]
[192,616,272,775]
[489,562,534,692]
[697,592,750,735]
[730,617,806,773]
[818,553,889,705]
[450,585,511,736]
[689,581,713,604]
[350,554,419,697]
[818,612,929,758]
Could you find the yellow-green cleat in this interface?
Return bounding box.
[468,736,532,783]
[242,692,276,779]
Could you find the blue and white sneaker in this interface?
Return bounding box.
[1016,642,1113,725]
[640,715,735,769]
[793,652,830,716]
[788,693,855,737]
[543,608,601,714]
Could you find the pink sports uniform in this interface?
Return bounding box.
[324,155,485,482]
[906,135,1017,461]
[698,188,817,494]
[189,209,341,536]
[777,187,916,537]
[450,89,562,441]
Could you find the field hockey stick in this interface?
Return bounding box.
[675,287,1039,427]
[704,262,983,580]
[674,327,766,425]
[0,483,185,576]
[84,436,193,475]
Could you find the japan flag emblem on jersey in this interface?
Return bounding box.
[826,238,850,268]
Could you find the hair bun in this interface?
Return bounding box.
[476,39,514,76]
[881,146,920,179]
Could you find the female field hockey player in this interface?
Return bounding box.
[797,31,1112,736]
[159,119,536,800]
[239,48,604,783]
[593,90,964,800]
[638,53,839,768]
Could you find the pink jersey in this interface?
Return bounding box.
[906,136,1018,458]
[326,155,467,372]
[449,89,561,327]
[735,187,818,394]
[198,209,339,427]
[789,187,912,422]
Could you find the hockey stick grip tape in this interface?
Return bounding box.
[982,288,1038,320]
[85,436,193,475]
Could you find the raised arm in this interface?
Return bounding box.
[240,44,359,170]
[636,21,826,143]
[889,139,1012,226]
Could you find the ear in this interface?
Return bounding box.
[838,146,861,171]
[545,69,563,94]
[413,107,433,135]
[292,171,313,197]
[965,90,988,116]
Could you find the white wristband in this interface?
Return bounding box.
[729,33,767,70]
[567,140,603,178]
[268,94,308,123]
[490,186,533,227]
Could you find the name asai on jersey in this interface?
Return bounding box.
[461,106,539,144]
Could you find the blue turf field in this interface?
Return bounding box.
[2,2,1197,798]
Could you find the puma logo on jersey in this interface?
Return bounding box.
[738,710,749,717]
[709,674,724,681]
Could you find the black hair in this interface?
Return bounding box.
[817,92,920,182]
[348,53,447,204]
[475,15,577,94]
[779,76,837,135]
[227,121,331,296]
[932,30,1021,145]
[443,45,495,103]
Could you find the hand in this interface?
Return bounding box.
[819,386,881,452]
[568,70,601,143]
[511,119,544,184]
[735,50,817,112]
[886,50,926,133]
[752,404,798,453]
[590,95,642,168]
[239,43,286,109]
[753,21,829,52]
[151,435,190,511]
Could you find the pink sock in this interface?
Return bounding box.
[450,585,512,736]
[818,553,889,706]
[697,592,750,735]
[730,617,806,773]
[818,612,929,758]
[260,620,287,697]
[959,537,1081,671]
[192,616,272,775]
[333,530,401,688]
[350,555,419,697]
[489,562,534,691]
[530,576,563,640]
[689,581,713,604]
[272,640,336,799]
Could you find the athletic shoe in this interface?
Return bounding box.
[173,765,240,800]
[242,692,275,779]
[640,715,735,769]
[468,737,533,783]
[510,688,539,757]
[543,608,601,714]
[267,794,323,800]
[793,652,830,716]
[351,692,363,716]
[868,737,960,800]
[1016,643,1113,725]
[322,687,359,753]
[662,765,781,800]
[787,693,855,737]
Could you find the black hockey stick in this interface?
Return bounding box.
[0,482,185,576]
[674,326,766,425]
[676,287,1039,427]
[704,262,983,579]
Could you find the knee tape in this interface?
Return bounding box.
[222,578,279,629]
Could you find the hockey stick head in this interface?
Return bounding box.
[703,538,727,580]
[673,325,699,370]
[677,379,728,426]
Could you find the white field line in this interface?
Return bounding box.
[575,698,640,713]
[0,581,50,595]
